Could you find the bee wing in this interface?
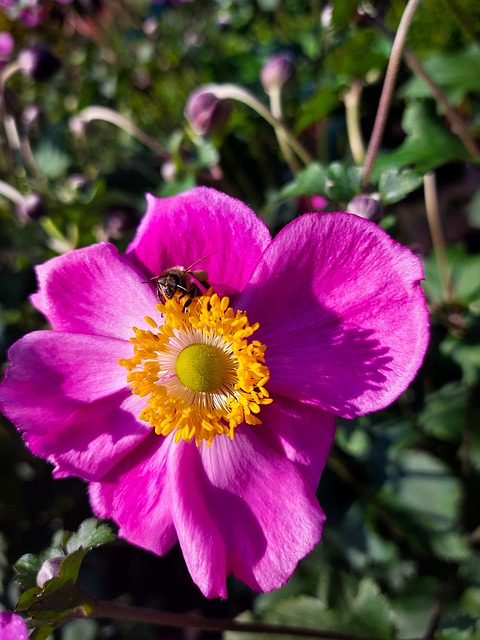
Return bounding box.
[189,269,208,281]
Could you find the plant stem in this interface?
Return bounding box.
[343,80,365,165]
[0,179,25,205]
[361,0,421,188]
[373,18,480,160]
[69,106,169,158]
[267,85,302,173]
[88,598,419,640]
[423,171,453,302]
[206,83,313,167]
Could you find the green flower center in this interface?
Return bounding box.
[175,343,225,392]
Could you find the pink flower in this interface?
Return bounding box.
[0,187,429,598]
[0,611,29,640]
[0,32,14,68]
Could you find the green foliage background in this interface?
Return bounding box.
[1,0,480,638]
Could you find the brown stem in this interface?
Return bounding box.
[87,598,422,640]
[423,171,453,302]
[441,0,480,43]
[373,19,480,160]
[361,0,421,188]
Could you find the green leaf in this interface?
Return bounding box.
[294,86,341,133]
[331,0,358,29]
[466,187,480,229]
[33,140,70,179]
[65,518,115,553]
[401,45,480,104]
[279,163,327,199]
[391,576,439,639]
[418,382,467,442]
[378,167,423,204]
[441,331,480,386]
[226,580,394,640]
[436,623,480,640]
[423,243,480,305]
[31,625,56,640]
[325,162,363,203]
[15,547,64,589]
[61,619,98,640]
[379,450,463,555]
[373,101,469,174]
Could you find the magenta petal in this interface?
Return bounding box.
[89,433,177,556]
[0,612,29,640]
[126,187,271,297]
[237,212,429,418]
[31,242,158,339]
[170,429,325,598]
[0,331,148,480]
[258,396,336,490]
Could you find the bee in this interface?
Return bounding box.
[150,254,214,310]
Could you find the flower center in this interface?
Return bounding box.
[175,344,225,392]
[119,292,272,445]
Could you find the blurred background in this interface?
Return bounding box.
[1,1,480,638]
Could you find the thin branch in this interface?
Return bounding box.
[343,80,366,165]
[266,85,302,173]
[361,0,421,188]
[69,106,169,158]
[423,171,453,302]
[373,18,480,160]
[87,598,422,640]
[206,83,313,167]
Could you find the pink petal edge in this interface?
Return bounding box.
[126,187,272,297]
[238,212,429,418]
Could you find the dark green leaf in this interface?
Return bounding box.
[279,163,327,199]
[379,450,463,556]
[65,518,115,553]
[418,382,467,442]
[436,624,480,640]
[401,45,480,104]
[373,101,469,174]
[466,188,480,229]
[294,87,341,133]
[31,625,57,640]
[227,579,394,640]
[325,162,362,203]
[378,167,423,204]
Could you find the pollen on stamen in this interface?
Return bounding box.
[119,292,272,446]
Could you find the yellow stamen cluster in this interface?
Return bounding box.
[119,293,272,445]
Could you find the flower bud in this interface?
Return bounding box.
[103,205,138,239]
[161,160,177,182]
[0,32,14,68]
[185,87,232,135]
[347,194,382,221]
[260,52,294,93]
[298,195,328,214]
[36,556,63,587]
[18,45,61,81]
[16,193,46,221]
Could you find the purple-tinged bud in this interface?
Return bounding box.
[16,193,46,221]
[103,205,138,239]
[185,87,232,135]
[36,556,63,587]
[161,160,177,182]
[22,104,42,129]
[0,32,14,68]
[347,194,382,221]
[69,114,87,136]
[260,52,294,93]
[18,45,61,82]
